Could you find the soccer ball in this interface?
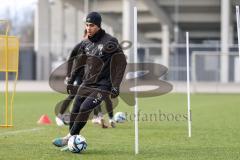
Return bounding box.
[68,135,87,153]
[114,112,126,123]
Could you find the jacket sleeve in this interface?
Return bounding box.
[66,42,84,77]
[109,38,127,88]
[110,52,127,88]
[68,54,87,84]
[67,42,86,84]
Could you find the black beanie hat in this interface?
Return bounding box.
[86,12,102,28]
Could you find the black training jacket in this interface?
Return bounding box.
[68,29,127,90]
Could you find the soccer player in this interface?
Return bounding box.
[53,11,126,147]
[55,30,88,126]
[55,29,116,128]
[92,96,116,128]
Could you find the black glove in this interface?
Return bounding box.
[111,87,119,98]
[64,76,74,85]
[66,84,73,94]
[67,77,74,85]
[64,76,71,94]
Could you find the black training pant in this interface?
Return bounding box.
[69,86,110,135]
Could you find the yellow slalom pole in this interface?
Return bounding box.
[0,20,10,127]
[5,23,9,127]
[10,39,19,126]
[0,20,18,128]
[10,72,18,126]
[4,37,8,126]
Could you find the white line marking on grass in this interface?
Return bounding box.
[0,127,44,136]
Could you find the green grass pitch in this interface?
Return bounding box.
[0,92,240,160]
